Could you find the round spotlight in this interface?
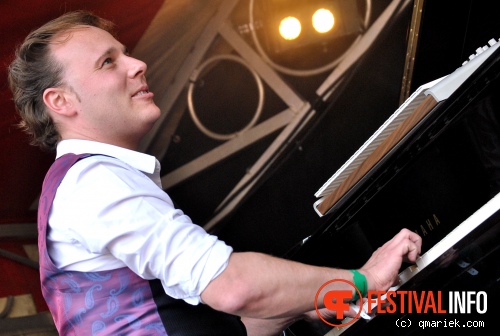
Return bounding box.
[312,8,334,34]
[279,16,301,40]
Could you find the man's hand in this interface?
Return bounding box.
[359,228,422,292]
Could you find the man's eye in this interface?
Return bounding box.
[102,58,113,66]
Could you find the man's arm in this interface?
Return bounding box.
[202,251,353,318]
[201,228,421,319]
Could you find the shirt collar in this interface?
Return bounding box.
[56,139,158,175]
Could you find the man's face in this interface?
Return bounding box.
[50,25,161,149]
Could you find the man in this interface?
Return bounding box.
[8,11,422,336]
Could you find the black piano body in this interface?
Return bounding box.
[285,39,500,335]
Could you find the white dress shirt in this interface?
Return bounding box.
[47,139,232,305]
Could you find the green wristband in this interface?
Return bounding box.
[349,270,367,302]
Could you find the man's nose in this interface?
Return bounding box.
[127,56,147,77]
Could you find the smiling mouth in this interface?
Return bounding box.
[133,90,149,97]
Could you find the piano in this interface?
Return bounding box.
[284,37,500,335]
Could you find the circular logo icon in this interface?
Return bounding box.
[314,279,362,327]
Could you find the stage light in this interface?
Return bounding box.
[279,16,301,40]
[256,0,363,55]
[312,8,334,34]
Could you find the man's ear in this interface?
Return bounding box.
[43,87,77,117]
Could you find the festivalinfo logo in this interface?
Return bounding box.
[315,280,488,328]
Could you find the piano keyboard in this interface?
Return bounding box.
[325,191,500,335]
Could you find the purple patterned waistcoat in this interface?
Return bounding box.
[37,153,247,336]
[38,154,166,335]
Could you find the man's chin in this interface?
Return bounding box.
[139,115,160,138]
